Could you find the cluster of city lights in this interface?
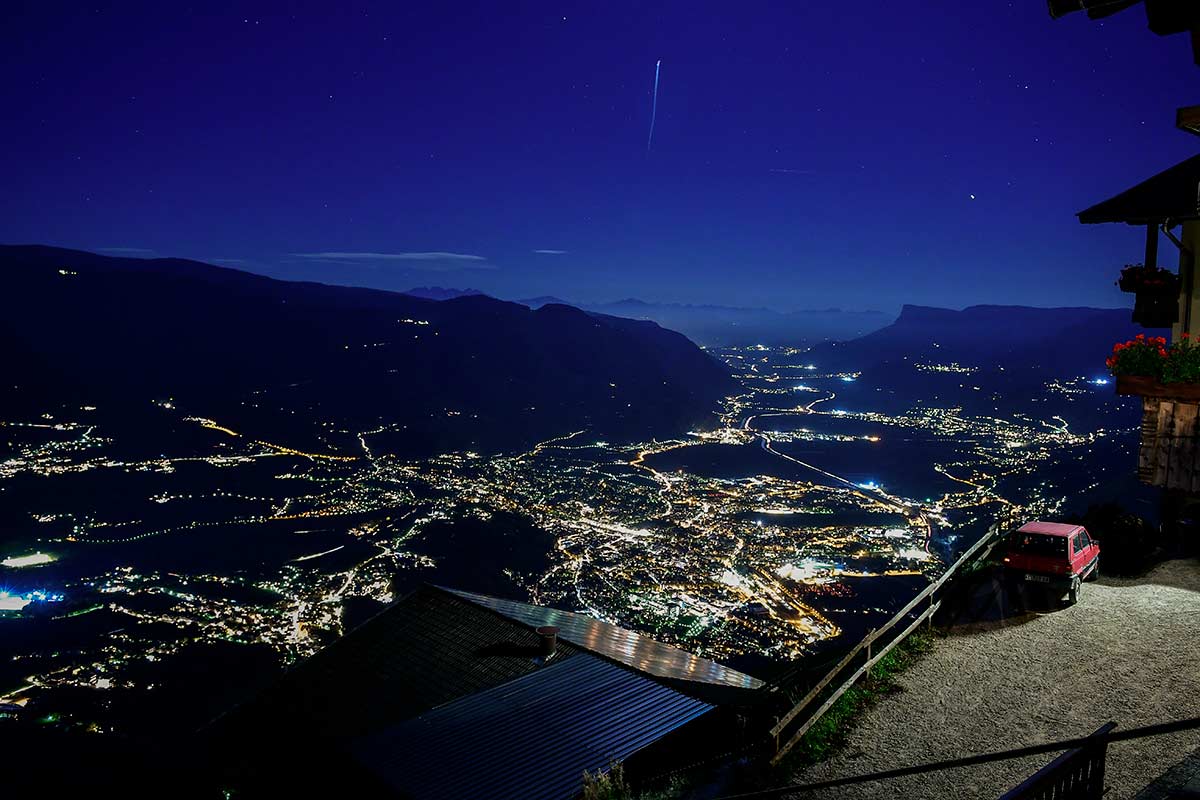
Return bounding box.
[0,341,1125,724]
[0,589,64,612]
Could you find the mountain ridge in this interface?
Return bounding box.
[813,302,1153,379]
[0,245,736,455]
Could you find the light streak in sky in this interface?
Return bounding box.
[647,59,661,152]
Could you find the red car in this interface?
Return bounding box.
[1003,521,1100,605]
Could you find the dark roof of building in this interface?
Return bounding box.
[210,586,764,794]
[444,587,765,692]
[350,652,713,800]
[214,585,587,741]
[1078,153,1200,224]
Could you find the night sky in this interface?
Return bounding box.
[2,2,1196,312]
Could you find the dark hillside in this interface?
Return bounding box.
[0,245,735,454]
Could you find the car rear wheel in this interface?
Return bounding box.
[1068,576,1081,605]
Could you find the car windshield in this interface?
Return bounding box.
[1012,533,1068,557]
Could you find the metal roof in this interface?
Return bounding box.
[350,653,713,800]
[215,586,585,741]
[1017,521,1085,538]
[1078,153,1200,224]
[443,587,764,691]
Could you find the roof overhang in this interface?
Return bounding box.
[1077,153,1200,225]
[1047,0,1200,65]
[1178,105,1200,137]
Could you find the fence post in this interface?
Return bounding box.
[1087,723,1113,798]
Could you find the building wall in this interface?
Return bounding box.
[1172,220,1200,340]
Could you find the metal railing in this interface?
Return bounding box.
[717,717,1200,799]
[767,518,1009,763]
[999,722,1114,800]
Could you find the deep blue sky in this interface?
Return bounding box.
[2,2,1196,312]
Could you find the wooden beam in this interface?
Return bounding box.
[1146,223,1160,270]
[1178,105,1200,137]
[1139,399,1157,483]
[1154,400,1175,487]
[1167,401,1195,490]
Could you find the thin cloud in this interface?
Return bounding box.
[293,251,486,262]
[768,168,815,175]
[211,257,247,264]
[289,251,495,271]
[533,249,568,255]
[98,246,155,254]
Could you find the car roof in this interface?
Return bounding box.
[1017,521,1085,538]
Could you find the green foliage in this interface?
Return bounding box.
[789,685,868,764]
[1105,333,1200,383]
[581,763,687,800]
[1106,334,1167,377]
[582,763,633,800]
[1161,334,1200,383]
[869,628,934,681]
[634,776,688,800]
[782,628,936,769]
[1062,503,1161,577]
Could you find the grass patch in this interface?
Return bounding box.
[778,627,937,772]
[581,763,688,800]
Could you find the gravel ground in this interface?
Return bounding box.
[789,559,1200,799]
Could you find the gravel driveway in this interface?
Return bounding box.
[788,559,1200,799]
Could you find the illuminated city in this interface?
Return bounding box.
[0,341,1134,729]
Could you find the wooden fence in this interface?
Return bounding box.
[767,518,1009,764]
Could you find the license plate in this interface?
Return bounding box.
[1023,574,1052,584]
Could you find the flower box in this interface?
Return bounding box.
[1117,264,1180,294]
[1116,264,1181,327]
[1116,374,1200,402]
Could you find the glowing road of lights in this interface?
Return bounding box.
[2,552,55,568]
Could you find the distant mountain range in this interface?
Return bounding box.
[402,288,892,347]
[1,246,736,455]
[812,303,1151,375]
[806,303,1155,423]
[402,286,485,301]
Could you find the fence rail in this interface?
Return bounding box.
[719,717,1200,799]
[999,722,1115,800]
[768,518,1009,763]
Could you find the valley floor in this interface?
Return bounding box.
[788,559,1200,799]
